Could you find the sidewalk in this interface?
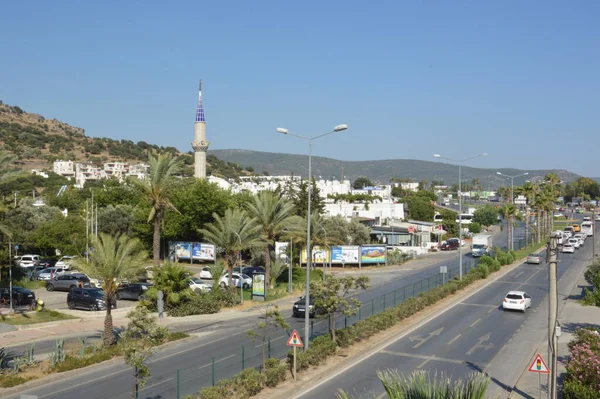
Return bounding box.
[0,245,465,349]
[509,266,600,398]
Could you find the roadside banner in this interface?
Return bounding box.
[331,246,360,264]
[361,245,386,264]
[300,246,329,264]
[251,272,266,301]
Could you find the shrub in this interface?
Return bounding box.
[231,368,264,397]
[288,335,337,371]
[264,358,287,387]
[477,255,494,268]
[582,288,600,307]
[562,380,599,399]
[584,260,600,286]
[565,343,600,391]
[167,294,221,317]
[568,327,600,353]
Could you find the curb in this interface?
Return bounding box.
[14,317,83,331]
[0,334,197,398]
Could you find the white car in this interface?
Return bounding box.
[188,277,212,292]
[595,215,600,221]
[562,243,575,253]
[198,267,212,279]
[583,216,591,221]
[55,256,78,270]
[219,273,252,289]
[554,213,564,218]
[502,291,532,312]
[18,255,41,268]
[37,267,67,280]
[568,238,581,249]
[574,233,586,244]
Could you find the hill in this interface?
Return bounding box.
[209,149,580,188]
[0,101,251,179]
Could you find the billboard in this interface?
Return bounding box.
[361,246,386,264]
[275,241,289,262]
[192,243,215,261]
[331,246,360,264]
[301,246,330,264]
[172,242,192,260]
[252,272,266,301]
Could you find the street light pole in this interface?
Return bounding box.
[433,153,488,280]
[277,124,348,350]
[496,172,529,250]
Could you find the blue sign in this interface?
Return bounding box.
[14,245,19,250]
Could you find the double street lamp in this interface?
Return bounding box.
[433,153,487,280]
[496,172,529,250]
[277,124,348,350]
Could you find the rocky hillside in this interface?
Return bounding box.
[0,101,251,179]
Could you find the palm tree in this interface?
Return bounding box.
[520,181,539,247]
[246,191,297,289]
[146,262,194,307]
[133,153,182,265]
[499,203,520,250]
[199,208,263,287]
[73,233,148,346]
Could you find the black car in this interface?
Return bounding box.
[292,295,321,318]
[116,283,152,301]
[0,286,36,308]
[35,258,57,268]
[67,288,115,311]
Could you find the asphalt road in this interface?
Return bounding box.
[3,220,534,399]
[295,225,595,398]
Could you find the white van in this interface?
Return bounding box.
[554,231,564,245]
[55,256,78,270]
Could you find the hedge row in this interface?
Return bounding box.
[191,248,519,399]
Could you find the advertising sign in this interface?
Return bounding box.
[300,246,330,264]
[172,242,192,260]
[192,243,215,261]
[361,246,386,264]
[252,272,266,301]
[331,246,360,264]
[275,242,289,262]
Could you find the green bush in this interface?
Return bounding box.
[264,358,287,387]
[568,327,600,352]
[477,255,494,267]
[478,264,490,279]
[288,335,337,371]
[563,379,599,399]
[231,368,264,397]
[167,294,221,317]
[584,260,600,286]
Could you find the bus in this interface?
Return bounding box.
[455,214,473,225]
[434,213,444,223]
[581,221,593,237]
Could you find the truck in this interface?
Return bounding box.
[471,234,493,257]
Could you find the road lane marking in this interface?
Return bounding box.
[198,354,235,370]
[457,303,497,308]
[380,350,464,365]
[469,318,481,328]
[487,307,495,314]
[416,358,431,369]
[466,333,494,355]
[495,281,545,287]
[448,334,461,345]
[141,376,174,391]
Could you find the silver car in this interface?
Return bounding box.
[46,274,93,292]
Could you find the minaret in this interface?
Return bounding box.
[192,80,210,179]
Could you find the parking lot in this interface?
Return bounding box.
[33,287,138,312]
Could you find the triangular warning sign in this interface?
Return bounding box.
[528,353,550,374]
[287,329,304,347]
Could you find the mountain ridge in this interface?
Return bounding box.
[209,149,579,188]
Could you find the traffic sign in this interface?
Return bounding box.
[408,226,415,233]
[528,353,550,374]
[287,330,304,347]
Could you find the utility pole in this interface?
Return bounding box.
[548,233,558,399]
[593,208,596,260]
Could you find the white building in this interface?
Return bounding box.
[351,185,392,200]
[54,160,150,188]
[324,201,405,225]
[53,160,75,177]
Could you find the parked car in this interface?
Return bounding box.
[46,274,92,292]
[37,267,66,281]
[18,255,40,268]
[526,254,542,265]
[198,267,212,279]
[116,283,152,301]
[55,256,78,270]
[441,238,460,251]
[35,258,57,268]
[67,288,115,311]
[241,267,265,278]
[27,265,47,281]
[502,291,532,313]
[188,278,212,292]
[0,286,36,308]
[218,273,252,289]
[562,243,575,253]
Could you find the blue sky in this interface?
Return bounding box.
[1,1,599,176]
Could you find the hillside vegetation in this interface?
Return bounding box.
[0,101,251,180]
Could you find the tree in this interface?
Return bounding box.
[247,305,290,370]
[98,205,135,236]
[72,233,148,346]
[164,179,233,243]
[26,214,86,256]
[469,222,482,234]
[0,150,26,236]
[352,177,372,189]
[499,204,520,250]
[122,307,169,397]
[472,205,498,227]
[268,259,287,289]
[290,179,325,218]
[246,190,297,289]
[199,208,263,287]
[133,153,182,265]
[144,262,195,308]
[311,275,369,343]
[401,196,434,221]
[348,219,371,245]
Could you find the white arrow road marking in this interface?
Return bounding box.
[409,327,444,348]
[466,332,495,355]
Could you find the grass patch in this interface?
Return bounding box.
[1,309,78,325]
[0,374,35,388]
[50,345,121,372]
[167,331,189,342]
[514,242,547,260]
[18,280,46,290]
